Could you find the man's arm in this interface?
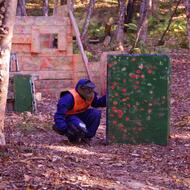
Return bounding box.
[54,93,74,133]
[91,93,106,108]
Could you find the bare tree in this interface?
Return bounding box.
[124,0,135,27]
[138,0,151,43]
[61,0,67,5]
[0,0,18,146]
[130,0,150,52]
[158,0,182,45]
[151,0,159,16]
[17,0,27,16]
[115,0,127,49]
[184,0,190,49]
[43,0,49,16]
[53,0,59,15]
[81,0,96,45]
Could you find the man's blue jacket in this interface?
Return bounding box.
[54,90,106,133]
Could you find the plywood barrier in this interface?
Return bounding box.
[106,54,170,145]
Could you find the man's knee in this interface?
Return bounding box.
[92,109,101,120]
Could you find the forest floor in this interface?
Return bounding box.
[0,49,190,190]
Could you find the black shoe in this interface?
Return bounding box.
[67,135,80,144]
[81,138,91,145]
[52,125,65,135]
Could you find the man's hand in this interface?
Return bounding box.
[78,122,88,135]
[67,122,87,139]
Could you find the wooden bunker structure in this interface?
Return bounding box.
[8,5,109,111]
[10,5,106,94]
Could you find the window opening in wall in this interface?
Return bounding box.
[40,33,58,49]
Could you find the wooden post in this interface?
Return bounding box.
[67,0,92,81]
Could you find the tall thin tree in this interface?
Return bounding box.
[115,0,127,50]
[53,0,59,15]
[158,0,182,45]
[138,0,151,43]
[184,0,190,49]
[130,0,150,52]
[17,0,27,16]
[124,0,135,29]
[0,0,18,146]
[43,0,49,16]
[81,0,96,45]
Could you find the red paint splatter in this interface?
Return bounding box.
[113,101,118,106]
[111,85,115,90]
[130,74,137,79]
[113,120,117,125]
[147,69,153,74]
[112,107,117,112]
[125,117,129,121]
[136,69,141,74]
[141,74,145,79]
[122,88,127,93]
[134,85,140,89]
[117,109,124,118]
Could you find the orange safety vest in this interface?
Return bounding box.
[66,89,94,115]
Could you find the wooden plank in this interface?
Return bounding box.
[14,55,73,71]
[31,28,40,53]
[12,44,31,53]
[33,26,65,34]
[68,9,92,80]
[12,48,67,56]
[13,25,32,34]
[58,28,67,51]
[15,16,69,26]
[10,70,72,79]
[12,34,31,44]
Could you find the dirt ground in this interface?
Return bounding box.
[0,50,190,190]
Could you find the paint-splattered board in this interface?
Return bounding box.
[106,54,170,145]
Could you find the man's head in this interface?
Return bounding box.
[76,79,95,100]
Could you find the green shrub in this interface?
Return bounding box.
[88,22,105,39]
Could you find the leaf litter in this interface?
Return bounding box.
[0,50,190,190]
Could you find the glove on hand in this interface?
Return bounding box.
[66,122,88,139]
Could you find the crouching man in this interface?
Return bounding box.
[53,79,106,144]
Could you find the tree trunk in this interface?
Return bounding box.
[81,0,96,45]
[53,0,59,15]
[0,0,18,146]
[60,0,67,5]
[158,0,182,45]
[151,0,158,16]
[124,0,135,26]
[184,0,190,49]
[16,0,27,16]
[115,0,127,49]
[138,0,151,43]
[129,0,150,52]
[42,0,49,16]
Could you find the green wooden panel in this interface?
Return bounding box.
[106,54,170,145]
[14,75,34,112]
